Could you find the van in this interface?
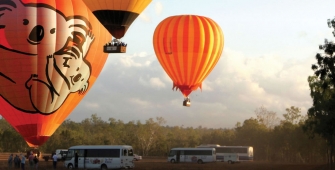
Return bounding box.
[64,145,134,169]
[55,149,68,160]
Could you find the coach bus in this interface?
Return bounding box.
[198,144,253,161]
[64,145,134,169]
[167,147,216,164]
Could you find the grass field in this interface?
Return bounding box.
[0,157,328,170]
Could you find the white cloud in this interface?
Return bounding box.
[201,81,213,91]
[155,2,163,16]
[112,52,152,68]
[212,47,313,117]
[139,13,151,23]
[149,77,166,89]
[129,98,151,108]
[86,102,100,108]
[139,76,166,89]
[119,57,142,67]
[298,31,307,38]
[134,52,148,58]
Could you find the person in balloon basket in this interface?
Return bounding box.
[8,153,13,169]
[20,154,26,170]
[52,153,58,169]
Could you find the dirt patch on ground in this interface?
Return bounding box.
[0,158,328,170]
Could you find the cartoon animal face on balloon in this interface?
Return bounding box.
[0,0,94,114]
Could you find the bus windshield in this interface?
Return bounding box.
[66,150,74,159]
[169,150,177,157]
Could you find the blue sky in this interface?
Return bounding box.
[67,0,335,128]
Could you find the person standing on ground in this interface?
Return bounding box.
[33,156,39,170]
[28,153,34,170]
[13,155,19,169]
[8,153,13,169]
[15,155,21,168]
[20,154,26,170]
[52,153,57,169]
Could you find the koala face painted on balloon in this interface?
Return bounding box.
[0,0,94,114]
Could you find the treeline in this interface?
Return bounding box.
[0,106,327,163]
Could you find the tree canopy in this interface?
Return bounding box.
[0,107,327,163]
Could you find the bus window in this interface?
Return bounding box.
[76,149,85,157]
[128,149,134,156]
[123,149,127,156]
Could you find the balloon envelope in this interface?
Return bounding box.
[83,0,152,39]
[0,0,111,147]
[153,15,224,98]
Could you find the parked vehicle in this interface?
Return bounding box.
[64,145,134,169]
[197,144,253,162]
[133,154,142,161]
[167,147,216,164]
[55,149,68,161]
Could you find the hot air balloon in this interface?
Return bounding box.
[153,15,224,107]
[82,0,152,53]
[0,0,111,147]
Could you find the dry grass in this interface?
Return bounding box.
[0,157,328,170]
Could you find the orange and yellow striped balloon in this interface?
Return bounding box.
[83,0,152,39]
[153,15,224,97]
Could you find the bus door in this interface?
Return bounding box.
[75,149,85,169]
[127,148,134,167]
[176,151,180,163]
[123,149,130,167]
[179,150,185,162]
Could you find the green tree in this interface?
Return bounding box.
[255,106,280,129]
[136,117,166,156]
[282,106,303,125]
[304,17,335,170]
[235,118,269,161]
[305,76,335,168]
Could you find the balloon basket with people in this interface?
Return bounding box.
[103,38,127,53]
[82,0,152,54]
[183,97,191,107]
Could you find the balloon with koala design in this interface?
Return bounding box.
[0,0,111,147]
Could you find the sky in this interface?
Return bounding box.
[67,0,335,129]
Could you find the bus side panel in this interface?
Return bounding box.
[124,156,134,168]
[85,157,120,169]
[78,156,85,169]
[239,155,254,161]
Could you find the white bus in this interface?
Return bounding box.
[167,148,216,164]
[198,145,253,162]
[64,145,134,169]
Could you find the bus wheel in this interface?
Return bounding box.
[197,159,203,164]
[67,164,74,169]
[170,159,175,163]
[101,165,107,170]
